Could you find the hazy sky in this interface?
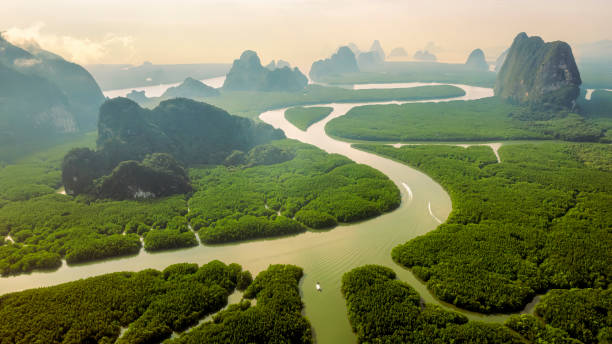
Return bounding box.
[2,0,610,71]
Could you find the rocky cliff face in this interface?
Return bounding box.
[465,49,489,70]
[222,50,307,91]
[309,46,359,81]
[495,33,582,108]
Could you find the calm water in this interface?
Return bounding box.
[2,83,529,344]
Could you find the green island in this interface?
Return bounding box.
[0,261,311,344]
[284,106,333,131]
[326,97,606,143]
[189,139,399,243]
[170,264,311,343]
[353,143,610,315]
[342,265,606,343]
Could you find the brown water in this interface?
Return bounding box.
[1,84,530,344]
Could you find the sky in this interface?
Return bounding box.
[1,0,610,71]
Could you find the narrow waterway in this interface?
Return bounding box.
[1,83,535,344]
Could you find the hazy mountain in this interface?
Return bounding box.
[495,33,581,108]
[465,49,489,70]
[309,46,359,80]
[63,97,284,198]
[369,40,386,61]
[388,47,408,58]
[357,51,384,69]
[161,77,220,98]
[223,50,307,91]
[347,42,361,55]
[0,35,104,142]
[413,50,437,61]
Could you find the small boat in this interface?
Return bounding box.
[316,282,322,292]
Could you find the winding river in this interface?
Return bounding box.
[2,82,532,343]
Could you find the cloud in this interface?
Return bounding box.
[3,22,135,64]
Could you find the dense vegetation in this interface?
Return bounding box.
[355,143,611,314]
[0,261,249,343]
[62,97,283,198]
[284,106,333,131]
[0,194,188,274]
[189,140,399,243]
[327,97,605,142]
[223,50,307,92]
[170,264,312,344]
[534,288,611,344]
[341,265,522,343]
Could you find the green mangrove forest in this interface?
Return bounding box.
[355,143,610,316]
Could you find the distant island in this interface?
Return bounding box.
[309,46,359,81]
[222,50,307,91]
[162,77,220,98]
[465,48,489,70]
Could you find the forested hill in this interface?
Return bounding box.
[62,97,284,199]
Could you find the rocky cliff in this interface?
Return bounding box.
[495,33,582,108]
[223,50,307,91]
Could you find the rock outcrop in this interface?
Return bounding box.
[222,50,307,91]
[495,33,582,108]
[465,49,489,70]
[96,153,192,200]
[161,77,220,99]
[62,97,284,199]
[309,46,359,80]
